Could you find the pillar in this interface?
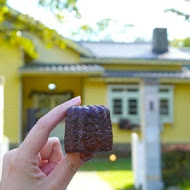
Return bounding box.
[0,76,4,143]
[140,78,163,190]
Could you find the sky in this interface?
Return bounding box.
[8,0,190,42]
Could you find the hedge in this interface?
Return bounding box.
[162,145,190,187]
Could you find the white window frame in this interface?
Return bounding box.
[108,84,140,124]
[108,84,174,125]
[159,85,174,124]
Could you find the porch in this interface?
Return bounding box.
[20,63,104,142]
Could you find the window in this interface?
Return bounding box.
[32,92,73,118]
[128,99,138,115]
[108,85,140,124]
[112,88,124,92]
[108,85,173,124]
[159,86,173,123]
[113,99,122,115]
[160,99,169,115]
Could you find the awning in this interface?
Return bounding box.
[19,63,104,76]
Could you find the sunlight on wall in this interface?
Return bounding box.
[0,78,4,142]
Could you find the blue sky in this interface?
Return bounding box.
[8,0,190,42]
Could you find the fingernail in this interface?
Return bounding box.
[71,96,81,103]
[79,153,94,162]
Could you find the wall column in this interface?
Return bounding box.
[0,76,5,180]
[0,77,4,144]
[140,78,163,190]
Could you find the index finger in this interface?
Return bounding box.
[19,96,81,156]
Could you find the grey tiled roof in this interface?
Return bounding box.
[19,64,190,79]
[78,41,190,61]
[19,63,104,74]
[105,68,190,79]
[180,47,190,55]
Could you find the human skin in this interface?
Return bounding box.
[0,96,94,190]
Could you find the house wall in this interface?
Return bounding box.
[23,75,83,106]
[161,84,190,143]
[0,41,81,145]
[31,35,80,64]
[83,77,190,144]
[1,37,189,146]
[82,78,138,143]
[0,44,23,144]
[83,78,107,105]
[0,76,4,142]
[22,75,83,134]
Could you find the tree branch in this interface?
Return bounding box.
[165,8,190,21]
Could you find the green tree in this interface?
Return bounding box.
[37,0,133,41]
[1,0,133,59]
[38,0,80,22]
[166,0,190,47]
[71,19,133,41]
[170,37,190,47]
[165,0,190,22]
[0,0,79,60]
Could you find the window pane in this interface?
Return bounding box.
[160,99,169,115]
[159,89,169,92]
[113,99,122,115]
[128,99,138,115]
[112,88,124,92]
[127,88,138,92]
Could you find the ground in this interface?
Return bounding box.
[79,157,134,190]
[67,171,113,190]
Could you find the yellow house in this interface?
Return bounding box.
[1,12,190,151]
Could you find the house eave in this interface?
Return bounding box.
[87,77,190,84]
[80,58,190,65]
[19,63,104,76]
[63,39,93,57]
[19,70,103,77]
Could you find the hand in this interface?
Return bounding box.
[0,96,94,190]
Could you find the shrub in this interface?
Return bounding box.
[162,145,190,187]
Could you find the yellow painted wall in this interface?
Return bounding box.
[112,83,190,144]
[84,78,190,144]
[0,37,81,144]
[31,35,80,64]
[83,78,107,105]
[104,64,181,71]
[161,84,190,143]
[1,38,189,146]
[112,123,141,144]
[83,78,137,144]
[0,76,4,141]
[0,44,23,144]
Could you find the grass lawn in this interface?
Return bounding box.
[80,158,190,190]
[179,182,190,190]
[80,157,135,190]
[80,157,190,190]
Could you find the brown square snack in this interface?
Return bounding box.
[64,105,113,153]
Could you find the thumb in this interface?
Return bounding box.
[47,153,94,190]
